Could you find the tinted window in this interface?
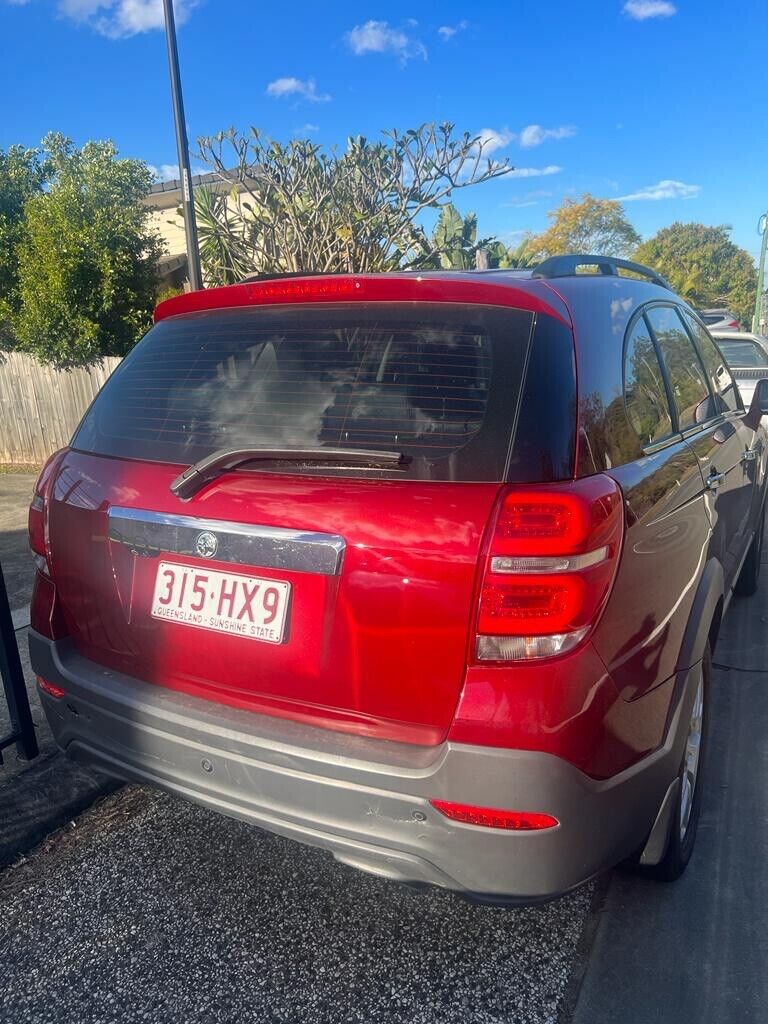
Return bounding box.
[716,338,768,368]
[647,306,715,430]
[74,303,536,482]
[623,317,673,446]
[682,311,741,412]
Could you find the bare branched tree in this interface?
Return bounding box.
[195,123,513,284]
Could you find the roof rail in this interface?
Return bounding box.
[532,254,671,290]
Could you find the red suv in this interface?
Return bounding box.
[29,256,768,901]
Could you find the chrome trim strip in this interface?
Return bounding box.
[107,506,345,576]
[490,546,609,575]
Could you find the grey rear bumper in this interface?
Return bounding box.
[30,631,695,900]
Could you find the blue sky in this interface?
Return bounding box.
[2,0,766,259]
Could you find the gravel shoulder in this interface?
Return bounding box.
[0,786,596,1024]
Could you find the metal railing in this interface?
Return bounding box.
[0,561,37,764]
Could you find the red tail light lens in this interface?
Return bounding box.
[476,475,624,661]
[28,449,66,573]
[28,493,46,563]
[431,800,559,831]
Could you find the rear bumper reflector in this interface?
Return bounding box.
[430,800,559,831]
[37,676,66,699]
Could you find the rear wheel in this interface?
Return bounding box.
[644,649,710,882]
[735,506,765,597]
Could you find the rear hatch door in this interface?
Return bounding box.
[48,298,568,743]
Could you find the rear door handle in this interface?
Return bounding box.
[706,470,725,491]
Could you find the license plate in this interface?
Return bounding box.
[151,561,290,644]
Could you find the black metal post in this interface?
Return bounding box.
[162,0,203,291]
[0,561,38,763]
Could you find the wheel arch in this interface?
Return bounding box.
[676,557,725,671]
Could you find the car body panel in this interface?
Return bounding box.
[47,449,502,745]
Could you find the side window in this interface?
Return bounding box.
[646,306,716,430]
[681,310,742,412]
[623,317,673,447]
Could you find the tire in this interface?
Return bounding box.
[643,647,710,882]
[735,506,765,597]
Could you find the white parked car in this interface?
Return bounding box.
[699,308,742,331]
[712,331,768,408]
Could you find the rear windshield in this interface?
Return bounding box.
[73,303,541,482]
[715,338,768,368]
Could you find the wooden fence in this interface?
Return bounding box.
[0,351,121,465]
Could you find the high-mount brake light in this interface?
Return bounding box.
[476,475,624,662]
[247,277,360,302]
[430,800,559,831]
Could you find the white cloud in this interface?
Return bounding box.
[266,77,331,103]
[519,124,577,148]
[299,123,320,133]
[508,165,563,178]
[623,1,677,20]
[58,0,197,38]
[501,189,553,208]
[346,20,427,62]
[617,179,701,201]
[6,0,33,6]
[148,163,180,182]
[475,128,515,155]
[438,20,467,40]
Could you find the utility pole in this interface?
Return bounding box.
[753,213,768,335]
[162,0,202,291]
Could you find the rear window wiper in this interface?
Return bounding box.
[171,446,411,500]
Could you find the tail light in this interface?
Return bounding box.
[475,475,624,661]
[28,449,66,576]
[29,450,69,641]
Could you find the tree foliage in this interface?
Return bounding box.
[13,134,163,367]
[424,203,507,270]
[0,145,49,343]
[634,223,757,326]
[196,123,512,283]
[530,193,641,259]
[497,238,539,269]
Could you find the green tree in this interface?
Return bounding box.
[634,223,757,326]
[0,145,49,344]
[428,203,505,269]
[531,193,641,258]
[196,123,512,283]
[497,238,539,269]
[13,133,163,366]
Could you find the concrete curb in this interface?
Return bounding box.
[0,751,120,869]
